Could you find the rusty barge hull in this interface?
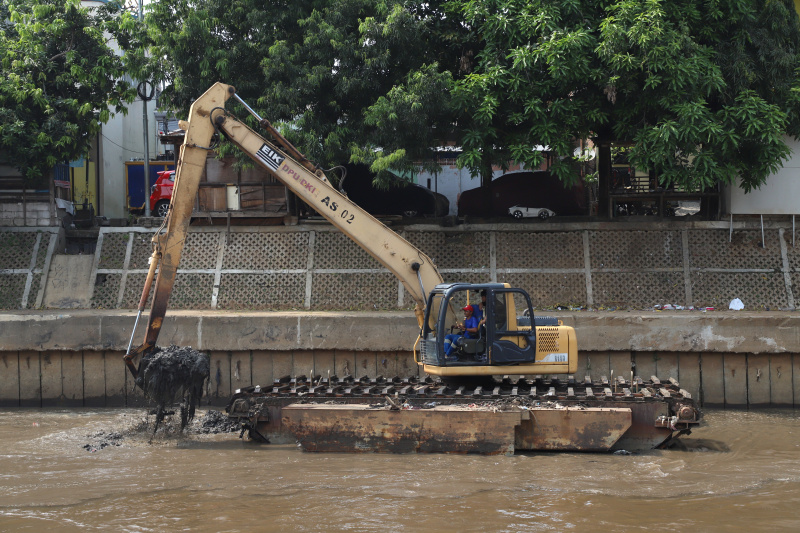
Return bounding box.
[282,404,634,454]
[226,375,700,454]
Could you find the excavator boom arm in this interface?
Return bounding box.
[211,110,443,311]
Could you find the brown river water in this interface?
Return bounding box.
[0,408,798,532]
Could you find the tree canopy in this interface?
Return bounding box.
[143,0,464,183]
[0,0,137,181]
[453,0,800,192]
[143,0,800,193]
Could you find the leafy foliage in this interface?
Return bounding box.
[453,0,800,191]
[142,0,466,186]
[0,0,137,181]
[144,0,800,196]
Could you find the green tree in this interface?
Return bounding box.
[142,0,281,117]
[452,0,800,192]
[0,0,137,181]
[145,0,800,203]
[143,0,467,184]
[258,0,468,180]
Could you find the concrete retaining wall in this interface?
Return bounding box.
[1,348,796,409]
[1,310,799,408]
[4,219,800,409]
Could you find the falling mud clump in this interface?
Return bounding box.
[135,345,210,431]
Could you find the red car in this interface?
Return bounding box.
[149,170,174,217]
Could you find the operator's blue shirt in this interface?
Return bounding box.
[464,315,480,338]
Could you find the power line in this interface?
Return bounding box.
[101,133,144,155]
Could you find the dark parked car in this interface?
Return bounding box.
[458,171,585,217]
[340,164,449,217]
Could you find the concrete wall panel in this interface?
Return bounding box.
[6,344,800,410]
[575,352,589,380]
[230,351,251,391]
[83,351,106,407]
[251,352,272,387]
[701,354,725,406]
[106,351,127,405]
[656,353,680,382]
[769,354,793,406]
[397,352,417,377]
[356,352,377,378]
[271,351,293,381]
[377,351,399,377]
[677,353,701,401]
[724,354,748,407]
[313,350,335,380]
[633,352,656,382]
[61,351,83,407]
[18,351,40,407]
[608,352,632,381]
[11,309,800,356]
[335,350,356,378]
[747,354,771,406]
[153,315,201,350]
[0,352,19,407]
[40,351,61,406]
[585,352,610,381]
[292,351,314,379]
[208,351,231,404]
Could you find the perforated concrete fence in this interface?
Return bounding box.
[2,223,799,311]
[85,224,800,312]
[0,228,59,309]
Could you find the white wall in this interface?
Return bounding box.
[81,1,163,219]
[416,162,510,215]
[725,135,800,215]
[99,96,162,218]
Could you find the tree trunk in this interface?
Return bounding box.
[479,152,494,216]
[596,137,611,219]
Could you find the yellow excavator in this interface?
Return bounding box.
[125,83,699,453]
[124,82,577,379]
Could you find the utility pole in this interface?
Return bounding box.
[139,0,151,216]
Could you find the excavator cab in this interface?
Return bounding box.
[418,283,578,376]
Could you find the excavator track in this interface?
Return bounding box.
[226,374,701,454]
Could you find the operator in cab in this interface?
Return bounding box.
[444,305,481,359]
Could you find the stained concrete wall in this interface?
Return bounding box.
[0,348,795,409]
[1,310,798,408]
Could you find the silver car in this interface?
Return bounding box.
[508,205,556,219]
